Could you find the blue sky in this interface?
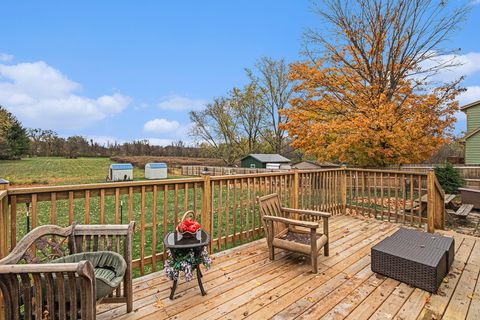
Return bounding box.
[1,0,480,145]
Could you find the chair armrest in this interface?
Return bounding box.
[263,215,319,229]
[0,260,96,280]
[281,207,331,218]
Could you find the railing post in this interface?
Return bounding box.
[291,169,299,209]
[201,174,212,252]
[0,179,9,320]
[0,179,9,259]
[426,170,435,233]
[341,167,347,214]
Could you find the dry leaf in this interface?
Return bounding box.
[154,295,164,308]
[256,282,262,286]
[467,293,474,299]
[306,297,316,303]
[443,278,449,283]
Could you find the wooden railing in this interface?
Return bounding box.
[345,168,429,227]
[0,167,446,278]
[182,165,286,176]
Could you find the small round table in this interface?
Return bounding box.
[163,230,210,299]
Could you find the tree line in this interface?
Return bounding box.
[0,109,206,160]
[28,130,205,158]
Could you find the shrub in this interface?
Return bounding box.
[434,163,464,194]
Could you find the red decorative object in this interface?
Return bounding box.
[177,210,201,238]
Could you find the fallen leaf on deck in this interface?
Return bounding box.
[154,295,163,308]
[306,297,316,303]
[443,278,449,283]
[256,282,262,286]
[467,293,474,299]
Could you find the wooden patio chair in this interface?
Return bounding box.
[0,222,134,319]
[257,193,330,273]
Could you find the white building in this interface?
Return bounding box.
[109,163,133,181]
[145,163,168,179]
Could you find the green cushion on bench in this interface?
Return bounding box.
[49,251,127,300]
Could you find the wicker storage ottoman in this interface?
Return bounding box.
[389,228,454,270]
[371,236,447,293]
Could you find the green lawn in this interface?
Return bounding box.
[0,157,182,186]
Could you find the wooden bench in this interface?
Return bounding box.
[447,204,474,218]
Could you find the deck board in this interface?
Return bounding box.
[98,215,480,320]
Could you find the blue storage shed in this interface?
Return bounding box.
[145,162,168,179]
[109,163,133,181]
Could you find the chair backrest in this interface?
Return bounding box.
[0,224,77,265]
[257,193,288,237]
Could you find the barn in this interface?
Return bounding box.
[109,163,133,181]
[240,154,291,169]
[145,163,168,179]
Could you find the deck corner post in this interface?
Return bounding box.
[201,174,212,252]
[0,178,9,320]
[426,170,435,233]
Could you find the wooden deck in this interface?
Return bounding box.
[98,215,480,320]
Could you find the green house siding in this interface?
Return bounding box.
[241,157,265,168]
[466,133,480,164]
[466,107,480,133]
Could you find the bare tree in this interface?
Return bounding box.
[189,97,244,165]
[248,57,294,154]
[230,82,265,153]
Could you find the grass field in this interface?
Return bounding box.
[0,157,183,187]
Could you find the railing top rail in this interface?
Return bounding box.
[297,168,345,173]
[7,177,204,195]
[346,168,428,176]
[209,171,294,181]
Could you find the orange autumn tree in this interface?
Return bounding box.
[283,0,467,167]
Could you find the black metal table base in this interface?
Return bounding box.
[169,267,206,299]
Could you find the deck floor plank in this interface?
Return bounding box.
[96,215,480,320]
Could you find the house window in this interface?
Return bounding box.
[250,164,256,168]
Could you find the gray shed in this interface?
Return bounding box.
[145,163,168,179]
[109,163,133,181]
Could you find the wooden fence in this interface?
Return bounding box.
[0,168,445,278]
[182,165,286,176]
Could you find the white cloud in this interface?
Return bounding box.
[158,95,207,111]
[470,0,480,6]
[0,60,130,129]
[143,118,180,133]
[0,53,13,62]
[458,86,480,106]
[422,52,480,82]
